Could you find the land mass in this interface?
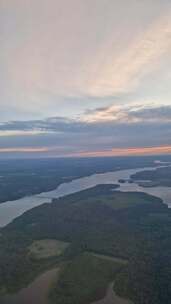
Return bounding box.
[0,183,171,304]
[131,166,171,187]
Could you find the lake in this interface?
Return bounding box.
[0,166,171,227]
[92,282,132,304]
[1,268,59,304]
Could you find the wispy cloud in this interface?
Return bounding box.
[1,145,171,158]
[0,147,49,153]
[0,1,171,157]
[82,104,171,123]
[68,145,171,158]
[1,1,171,121]
[88,12,171,96]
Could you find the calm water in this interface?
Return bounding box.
[1,268,59,304]
[0,166,171,227]
[92,283,132,304]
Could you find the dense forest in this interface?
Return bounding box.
[0,183,171,303]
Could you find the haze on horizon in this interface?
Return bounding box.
[1,0,171,158]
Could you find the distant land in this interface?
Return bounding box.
[0,155,171,304]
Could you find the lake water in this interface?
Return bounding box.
[0,166,171,227]
[1,268,59,304]
[92,282,132,304]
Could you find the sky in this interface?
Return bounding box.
[0,0,171,158]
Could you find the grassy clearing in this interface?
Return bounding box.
[28,239,69,259]
[88,252,128,265]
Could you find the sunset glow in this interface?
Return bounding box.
[0,147,50,153]
[0,0,171,158]
[0,145,171,158]
[69,146,171,158]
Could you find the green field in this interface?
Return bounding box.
[88,252,128,265]
[28,239,69,259]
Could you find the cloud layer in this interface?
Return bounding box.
[1,1,171,157]
[1,0,171,120]
[83,104,171,123]
[0,104,170,157]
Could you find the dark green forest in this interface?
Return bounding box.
[0,183,171,303]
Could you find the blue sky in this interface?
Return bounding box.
[0,0,171,157]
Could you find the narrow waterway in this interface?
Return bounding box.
[0,268,59,304]
[92,282,132,304]
[0,166,171,227]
